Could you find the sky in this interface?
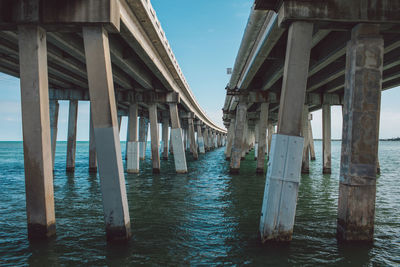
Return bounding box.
[0,0,400,141]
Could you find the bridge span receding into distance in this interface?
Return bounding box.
[0,0,226,242]
[222,0,400,243]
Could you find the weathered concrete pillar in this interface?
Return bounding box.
[126,103,139,173]
[138,117,147,160]
[161,114,169,160]
[301,105,310,174]
[308,114,316,160]
[254,121,259,160]
[203,127,209,151]
[149,103,160,173]
[66,100,78,172]
[322,104,332,174]
[118,115,122,132]
[337,24,383,242]
[188,114,198,160]
[257,103,269,173]
[49,100,59,169]
[169,103,187,173]
[225,119,235,160]
[18,25,55,239]
[83,26,131,241]
[183,127,188,151]
[267,123,274,154]
[89,109,97,173]
[241,119,248,159]
[169,129,174,155]
[260,21,313,242]
[230,100,247,173]
[197,123,205,154]
[214,131,218,148]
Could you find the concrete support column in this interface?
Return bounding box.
[322,104,332,174]
[260,21,313,242]
[126,103,139,173]
[18,25,55,239]
[89,109,97,173]
[254,122,259,160]
[308,114,316,160]
[301,105,310,174]
[138,117,147,160]
[203,128,209,151]
[118,115,122,132]
[241,120,249,159]
[83,26,130,241]
[230,100,247,173]
[197,123,205,154]
[267,124,274,154]
[149,103,160,173]
[188,115,198,160]
[169,130,173,155]
[169,103,187,173]
[66,100,78,172]
[49,100,59,169]
[257,103,269,173]
[214,131,218,148]
[225,119,235,160]
[337,24,383,242]
[161,115,169,160]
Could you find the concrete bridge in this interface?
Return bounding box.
[0,0,226,241]
[223,1,400,243]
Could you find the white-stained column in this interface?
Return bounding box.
[89,109,97,173]
[83,26,130,241]
[308,114,316,161]
[301,105,310,174]
[169,103,187,173]
[260,21,313,242]
[322,104,331,174]
[203,127,209,152]
[197,123,205,154]
[225,119,235,160]
[230,100,247,173]
[49,100,59,169]
[337,24,383,242]
[149,103,160,173]
[257,103,269,173]
[126,103,139,173]
[18,25,56,239]
[66,100,78,172]
[161,114,169,160]
[188,115,198,160]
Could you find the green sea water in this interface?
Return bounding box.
[0,141,399,266]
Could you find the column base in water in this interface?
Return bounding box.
[106,222,131,242]
[28,222,56,240]
[171,128,187,174]
[260,134,304,242]
[127,141,139,173]
[139,141,146,160]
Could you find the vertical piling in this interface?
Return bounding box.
[126,103,139,173]
[257,103,269,173]
[259,21,313,242]
[188,114,198,160]
[83,26,131,241]
[230,99,247,173]
[66,100,78,172]
[322,104,332,174]
[139,117,147,160]
[308,114,316,160]
[301,105,310,174]
[149,103,160,173]
[225,119,235,160]
[337,24,383,242]
[197,123,205,154]
[18,25,56,239]
[169,103,187,173]
[161,114,169,160]
[49,100,59,169]
[89,109,97,173]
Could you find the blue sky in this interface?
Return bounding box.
[0,0,400,141]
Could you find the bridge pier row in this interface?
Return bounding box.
[322,104,332,174]
[259,21,313,242]
[308,115,316,161]
[301,105,310,174]
[230,100,247,174]
[169,103,188,173]
[50,100,59,169]
[66,100,78,172]
[188,115,198,160]
[197,123,205,154]
[257,103,269,173]
[337,24,383,242]
[149,103,160,173]
[89,110,97,173]
[83,26,131,242]
[139,117,147,160]
[161,114,169,160]
[126,103,140,173]
[225,119,235,160]
[18,25,56,239]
